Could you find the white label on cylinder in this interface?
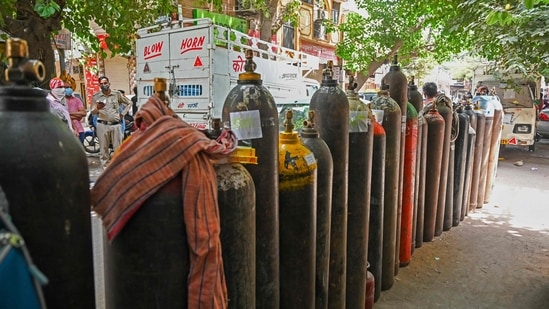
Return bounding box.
[304,153,316,166]
[349,111,370,133]
[229,110,262,140]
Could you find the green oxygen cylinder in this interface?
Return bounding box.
[381,55,408,276]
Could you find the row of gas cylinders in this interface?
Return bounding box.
[214,56,504,309]
[0,38,503,309]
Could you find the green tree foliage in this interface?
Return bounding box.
[0,0,178,87]
[333,0,549,80]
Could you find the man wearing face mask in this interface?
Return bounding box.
[91,76,132,168]
[46,77,73,133]
[65,85,87,143]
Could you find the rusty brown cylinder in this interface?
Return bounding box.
[371,91,401,291]
[345,90,373,308]
[483,98,503,203]
[431,97,453,236]
[422,106,445,242]
[381,57,407,276]
[469,108,485,212]
[309,61,349,309]
[462,104,477,217]
[476,97,494,209]
[368,119,385,302]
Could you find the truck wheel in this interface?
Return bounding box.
[528,143,535,152]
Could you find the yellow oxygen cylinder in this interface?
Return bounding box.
[278,110,317,309]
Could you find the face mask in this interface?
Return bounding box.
[100,84,109,91]
[51,88,66,99]
[65,88,74,96]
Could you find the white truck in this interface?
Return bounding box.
[135,18,321,130]
[473,70,540,151]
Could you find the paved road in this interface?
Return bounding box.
[375,140,549,308]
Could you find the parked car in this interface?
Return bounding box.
[536,107,549,139]
[358,89,379,103]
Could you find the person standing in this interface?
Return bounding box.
[46,77,73,133]
[65,86,87,143]
[422,82,438,106]
[91,76,132,168]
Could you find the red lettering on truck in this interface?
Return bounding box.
[143,41,164,60]
[180,36,205,54]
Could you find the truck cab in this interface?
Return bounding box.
[475,79,538,151]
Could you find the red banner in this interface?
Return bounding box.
[300,40,338,64]
[84,57,99,107]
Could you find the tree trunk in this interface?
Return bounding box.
[2,2,62,88]
[259,0,279,43]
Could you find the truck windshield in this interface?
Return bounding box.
[482,82,535,109]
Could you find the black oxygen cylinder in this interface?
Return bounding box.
[222,50,280,308]
[443,135,455,231]
[462,103,477,218]
[105,174,189,308]
[408,78,423,252]
[415,116,428,248]
[301,111,333,309]
[368,117,385,302]
[345,84,373,308]
[0,38,95,308]
[370,90,401,291]
[443,105,458,231]
[213,116,257,309]
[453,107,469,226]
[278,110,317,309]
[422,105,445,242]
[309,60,349,309]
[432,95,453,236]
[104,78,190,309]
[380,56,407,276]
[469,106,485,211]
